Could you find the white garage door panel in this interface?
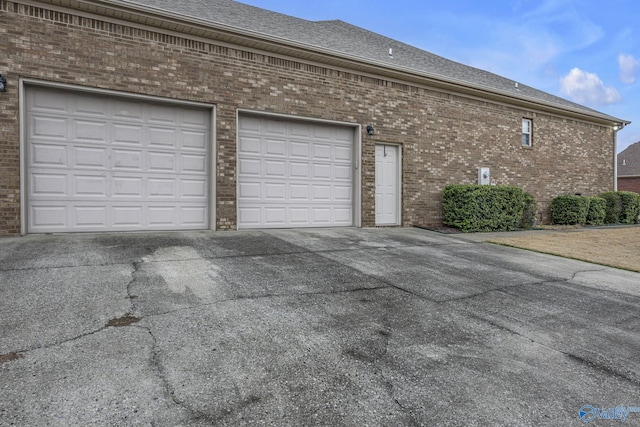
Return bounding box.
[114,124,143,144]
[32,173,67,195]
[26,86,211,233]
[75,147,108,168]
[237,116,353,229]
[31,143,67,166]
[76,206,107,226]
[32,116,67,140]
[29,203,208,232]
[75,175,108,197]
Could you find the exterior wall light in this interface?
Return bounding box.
[0,75,6,92]
[366,125,375,136]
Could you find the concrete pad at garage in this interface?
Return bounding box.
[1,228,639,426]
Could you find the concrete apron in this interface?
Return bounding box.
[1,227,639,426]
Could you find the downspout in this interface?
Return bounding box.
[614,126,618,191]
[613,123,628,191]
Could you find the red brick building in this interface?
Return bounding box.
[0,0,629,235]
[618,142,640,194]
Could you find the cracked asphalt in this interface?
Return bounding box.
[1,227,639,426]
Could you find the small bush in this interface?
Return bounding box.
[599,192,622,224]
[551,195,589,225]
[443,184,526,232]
[618,191,640,224]
[585,197,606,226]
[519,192,537,229]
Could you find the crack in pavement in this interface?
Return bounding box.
[0,239,459,274]
[133,324,217,425]
[568,267,609,281]
[131,241,468,268]
[1,256,391,359]
[441,268,630,310]
[2,262,139,358]
[5,323,115,358]
[1,243,618,362]
[313,254,640,394]
[4,234,636,417]
[430,266,610,305]
[462,310,640,387]
[0,261,140,273]
[429,279,550,304]
[370,332,416,417]
[433,269,640,387]
[137,284,393,323]
[125,261,141,317]
[310,244,578,305]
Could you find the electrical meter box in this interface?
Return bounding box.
[478,168,490,185]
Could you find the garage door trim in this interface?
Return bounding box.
[236,109,362,229]
[20,79,217,234]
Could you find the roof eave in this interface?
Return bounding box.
[31,0,629,126]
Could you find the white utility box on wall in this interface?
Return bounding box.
[478,168,490,185]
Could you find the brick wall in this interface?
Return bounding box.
[0,1,615,235]
[618,177,640,194]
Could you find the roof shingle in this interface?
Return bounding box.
[618,142,640,176]
[120,0,623,123]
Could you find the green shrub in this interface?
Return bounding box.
[585,197,606,226]
[443,184,526,232]
[519,192,537,229]
[599,192,622,224]
[618,191,640,224]
[550,195,589,225]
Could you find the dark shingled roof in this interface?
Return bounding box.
[120,0,623,123]
[618,142,640,176]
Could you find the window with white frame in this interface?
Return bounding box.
[522,118,532,147]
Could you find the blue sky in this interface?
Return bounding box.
[239,0,640,153]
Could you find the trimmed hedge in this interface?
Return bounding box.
[585,197,606,226]
[618,191,640,224]
[599,191,640,224]
[550,192,640,226]
[599,192,622,224]
[443,185,527,232]
[551,195,589,225]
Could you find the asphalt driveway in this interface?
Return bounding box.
[1,228,639,426]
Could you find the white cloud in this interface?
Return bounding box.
[618,54,640,84]
[410,0,604,91]
[559,68,621,106]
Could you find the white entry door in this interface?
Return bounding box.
[375,144,400,225]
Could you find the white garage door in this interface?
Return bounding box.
[237,116,353,229]
[26,86,211,233]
